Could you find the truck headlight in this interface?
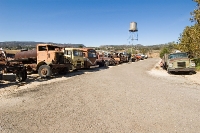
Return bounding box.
[169,63,173,68]
[190,63,195,67]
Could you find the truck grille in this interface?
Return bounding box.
[77,61,82,67]
[77,61,81,64]
[177,62,186,68]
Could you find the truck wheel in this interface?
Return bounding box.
[38,65,52,78]
[112,61,116,66]
[167,69,171,74]
[22,70,27,81]
[188,71,194,75]
[100,61,105,67]
[104,61,109,67]
[16,70,27,82]
[16,72,23,82]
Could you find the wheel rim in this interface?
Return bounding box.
[41,68,48,76]
[16,73,22,82]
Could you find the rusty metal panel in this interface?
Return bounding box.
[15,50,37,60]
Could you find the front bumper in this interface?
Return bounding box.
[168,67,196,72]
[90,65,99,68]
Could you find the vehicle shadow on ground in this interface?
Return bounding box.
[0,66,109,89]
[169,71,197,75]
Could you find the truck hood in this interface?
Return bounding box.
[169,58,189,62]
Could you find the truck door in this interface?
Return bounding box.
[37,45,48,63]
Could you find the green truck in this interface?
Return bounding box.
[63,48,84,71]
[162,52,196,74]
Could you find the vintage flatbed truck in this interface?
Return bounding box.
[14,44,72,78]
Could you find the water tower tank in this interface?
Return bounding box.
[129,22,138,32]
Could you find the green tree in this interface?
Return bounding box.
[178,0,200,57]
[78,45,83,48]
[139,48,149,55]
[190,0,200,24]
[159,47,171,58]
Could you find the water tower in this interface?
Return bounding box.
[128,22,138,53]
[129,22,138,32]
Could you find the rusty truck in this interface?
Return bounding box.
[79,48,99,68]
[96,51,116,66]
[14,44,72,78]
[111,52,121,65]
[0,49,27,82]
[63,48,84,71]
[162,51,196,74]
[111,52,128,64]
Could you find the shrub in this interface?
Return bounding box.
[192,58,200,71]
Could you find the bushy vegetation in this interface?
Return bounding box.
[192,58,200,70]
[177,1,200,55]
[159,42,175,58]
[175,0,200,68]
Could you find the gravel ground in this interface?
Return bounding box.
[0,58,200,133]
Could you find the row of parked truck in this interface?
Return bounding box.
[0,44,146,82]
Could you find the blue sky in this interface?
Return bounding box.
[0,0,196,47]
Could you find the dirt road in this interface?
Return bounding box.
[0,58,200,133]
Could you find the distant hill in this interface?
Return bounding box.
[99,43,168,50]
[0,41,86,49]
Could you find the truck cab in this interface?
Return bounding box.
[15,44,72,78]
[63,48,84,70]
[79,48,99,68]
[164,52,196,74]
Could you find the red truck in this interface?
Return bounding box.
[96,51,116,66]
[79,48,99,68]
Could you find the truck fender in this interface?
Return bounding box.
[37,62,47,71]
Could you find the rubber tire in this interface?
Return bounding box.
[188,71,193,75]
[38,65,52,78]
[167,69,171,74]
[104,61,109,67]
[112,61,116,66]
[16,70,27,82]
[22,70,27,81]
[16,72,23,82]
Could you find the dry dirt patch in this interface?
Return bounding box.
[0,68,107,98]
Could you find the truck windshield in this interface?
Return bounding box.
[73,50,83,56]
[48,45,59,51]
[169,53,188,59]
[88,51,96,58]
